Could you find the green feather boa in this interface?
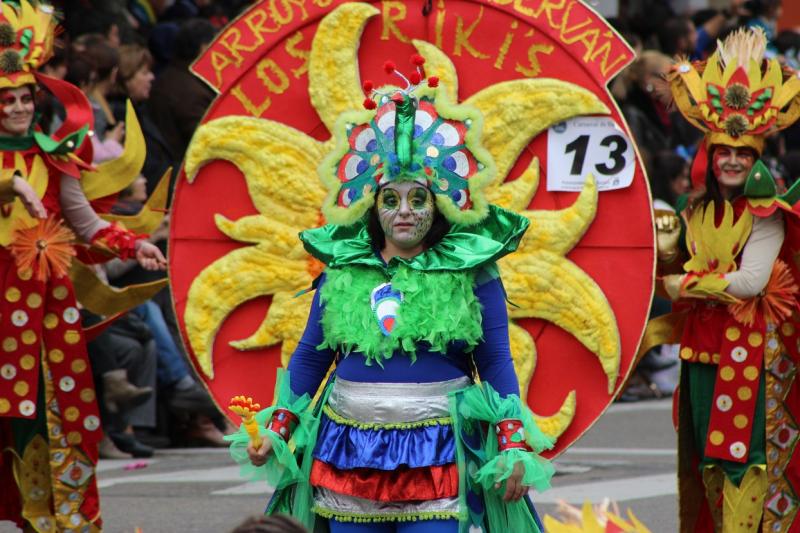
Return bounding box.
[317,265,484,365]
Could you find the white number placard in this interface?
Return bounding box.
[546,116,635,192]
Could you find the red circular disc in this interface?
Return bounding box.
[170,0,654,458]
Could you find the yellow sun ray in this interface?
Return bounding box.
[509,321,576,439]
[412,39,458,103]
[230,291,315,367]
[509,321,537,396]
[520,173,598,255]
[308,1,378,133]
[185,245,312,378]
[484,158,540,212]
[184,117,325,229]
[534,391,577,440]
[502,248,620,393]
[215,214,308,259]
[467,79,610,187]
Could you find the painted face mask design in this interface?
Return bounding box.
[376,182,434,250]
[712,146,755,188]
[0,87,34,136]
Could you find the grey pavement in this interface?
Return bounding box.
[0,398,677,532]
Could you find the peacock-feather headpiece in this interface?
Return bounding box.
[318,54,495,226]
[0,1,56,89]
[669,28,800,154]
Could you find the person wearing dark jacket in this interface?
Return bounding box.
[110,44,176,197]
[148,19,216,174]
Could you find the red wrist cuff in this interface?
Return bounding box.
[268,408,299,441]
[496,419,533,452]
[91,223,146,260]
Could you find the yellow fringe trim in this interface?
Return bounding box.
[313,506,459,523]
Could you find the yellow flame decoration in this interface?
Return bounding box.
[684,200,753,274]
[544,501,653,533]
[183,3,621,442]
[0,153,47,246]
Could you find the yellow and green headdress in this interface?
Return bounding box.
[0,1,56,89]
[669,28,800,154]
[318,54,495,226]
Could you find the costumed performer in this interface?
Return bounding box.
[226,56,554,532]
[0,2,166,531]
[658,27,800,532]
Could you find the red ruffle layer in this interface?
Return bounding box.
[310,459,458,502]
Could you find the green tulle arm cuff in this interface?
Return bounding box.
[456,382,554,491]
[225,369,314,489]
[457,382,554,452]
[473,448,554,492]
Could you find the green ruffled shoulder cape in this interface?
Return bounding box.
[300,204,529,273]
[298,205,529,365]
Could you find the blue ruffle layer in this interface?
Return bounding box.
[312,414,456,470]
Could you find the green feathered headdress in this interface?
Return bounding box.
[318,54,496,226]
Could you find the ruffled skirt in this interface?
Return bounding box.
[309,376,471,523]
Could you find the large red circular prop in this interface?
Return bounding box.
[170,0,654,458]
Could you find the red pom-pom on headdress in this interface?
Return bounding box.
[410,54,426,66]
[409,72,422,85]
[383,61,396,74]
[362,80,374,93]
[363,97,377,110]
[428,76,439,88]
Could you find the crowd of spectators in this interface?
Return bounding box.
[610,0,796,400]
[34,0,252,459]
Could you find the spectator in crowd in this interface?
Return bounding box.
[658,17,699,58]
[148,22,180,74]
[649,151,691,211]
[782,151,800,187]
[66,43,127,163]
[112,44,176,195]
[84,309,159,458]
[108,179,231,447]
[63,2,126,47]
[618,51,700,172]
[149,18,216,170]
[775,29,800,68]
[82,37,126,151]
[37,45,69,134]
[742,0,784,54]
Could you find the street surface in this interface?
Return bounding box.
[0,398,677,532]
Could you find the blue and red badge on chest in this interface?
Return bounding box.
[370,283,403,336]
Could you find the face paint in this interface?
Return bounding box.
[376,181,434,250]
[712,145,755,189]
[0,86,34,136]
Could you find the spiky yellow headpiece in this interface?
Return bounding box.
[0,1,56,89]
[669,28,800,154]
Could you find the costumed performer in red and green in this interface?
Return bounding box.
[656,27,800,533]
[0,2,166,531]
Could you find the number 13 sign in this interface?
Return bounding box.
[547,116,635,192]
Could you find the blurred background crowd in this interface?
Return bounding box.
[36,0,800,456]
